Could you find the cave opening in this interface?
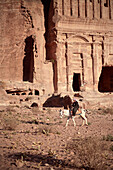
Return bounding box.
[23,35,34,83]
[98,66,113,92]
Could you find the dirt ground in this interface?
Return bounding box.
[0,105,113,170]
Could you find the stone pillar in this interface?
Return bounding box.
[103,1,109,19]
[80,43,93,91]
[79,0,85,18]
[98,43,103,78]
[100,0,104,19]
[88,0,93,19]
[67,44,73,93]
[96,0,100,19]
[72,0,76,16]
[110,0,113,19]
[87,0,90,18]
[64,1,70,16]
[103,42,109,65]
[83,52,93,91]
[94,0,98,19]
[58,0,62,16]
[75,0,79,18]
[93,43,100,91]
[57,41,67,93]
[101,1,105,19]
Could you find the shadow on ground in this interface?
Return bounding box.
[9,152,77,169]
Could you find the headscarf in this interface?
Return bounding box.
[73,97,76,102]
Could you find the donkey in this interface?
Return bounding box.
[59,108,88,127]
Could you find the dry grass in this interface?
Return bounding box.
[37,125,59,135]
[2,116,18,130]
[66,137,110,169]
[0,105,113,170]
[1,107,19,130]
[103,134,113,141]
[0,81,6,89]
[98,107,113,115]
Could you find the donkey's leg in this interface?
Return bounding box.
[85,117,88,125]
[76,109,84,126]
[66,117,70,127]
[81,119,84,126]
[81,115,88,126]
[72,116,76,127]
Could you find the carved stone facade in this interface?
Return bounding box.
[47,0,113,93]
[0,0,113,98]
[0,0,54,96]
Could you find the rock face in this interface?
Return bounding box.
[0,0,113,99]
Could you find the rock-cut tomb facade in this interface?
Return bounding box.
[0,0,113,98]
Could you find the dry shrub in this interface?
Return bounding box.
[46,108,53,114]
[38,125,58,135]
[98,107,113,115]
[31,107,38,114]
[66,137,108,169]
[2,115,18,130]
[6,106,16,113]
[0,110,4,118]
[0,81,6,89]
[38,125,51,135]
[104,107,113,115]
[103,134,113,141]
[2,109,18,130]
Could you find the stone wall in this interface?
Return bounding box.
[0,0,54,96]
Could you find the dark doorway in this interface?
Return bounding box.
[35,90,39,95]
[98,66,113,92]
[23,35,34,83]
[72,73,81,91]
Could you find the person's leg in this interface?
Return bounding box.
[72,116,76,127]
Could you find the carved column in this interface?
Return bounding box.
[103,42,109,66]
[92,43,100,91]
[81,44,94,91]
[64,1,70,16]
[110,0,113,19]
[75,0,79,18]
[58,0,62,16]
[87,0,90,18]
[89,0,93,19]
[79,0,85,18]
[94,0,98,19]
[72,0,76,16]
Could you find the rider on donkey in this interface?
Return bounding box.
[70,97,81,117]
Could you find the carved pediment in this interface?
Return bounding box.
[67,35,89,43]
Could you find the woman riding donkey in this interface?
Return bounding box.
[70,97,82,117]
[60,96,88,127]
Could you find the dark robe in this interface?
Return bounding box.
[71,101,79,116]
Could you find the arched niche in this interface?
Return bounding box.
[67,35,89,43]
[23,35,34,83]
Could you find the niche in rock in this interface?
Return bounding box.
[98,66,113,92]
[23,35,34,83]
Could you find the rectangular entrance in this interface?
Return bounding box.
[23,35,34,83]
[98,66,113,92]
[72,73,81,91]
